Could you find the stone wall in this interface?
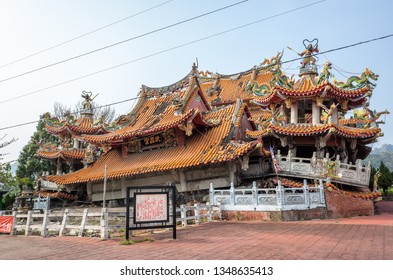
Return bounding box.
[222,208,328,221]
[324,188,374,218]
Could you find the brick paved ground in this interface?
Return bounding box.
[1,201,392,260]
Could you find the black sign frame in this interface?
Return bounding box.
[126,185,176,240]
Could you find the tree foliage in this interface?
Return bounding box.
[0,135,17,210]
[16,118,57,188]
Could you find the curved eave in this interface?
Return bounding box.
[45,122,107,136]
[36,149,85,160]
[47,141,258,185]
[253,83,370,106]
[83,109,196,144]
[246,123,381,139]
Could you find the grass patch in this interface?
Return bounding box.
[120,237,154,245]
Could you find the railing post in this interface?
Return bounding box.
[209,183,214,205]
[10,211,17,236]
[180,205,186,227]
[319,179,325,204]
[59,209,69,236]
[207,202,212,222]
[25,210,32,236]
[41,210,49,237]
[303,179,309,205]
[276,180,283,207]
[79,208,89,237]
[287,150,292,172]
[194,204,200,225]
[356,159,362,184]
[100,208,109,240]
[230,182,235,206]
[252,181,258,206]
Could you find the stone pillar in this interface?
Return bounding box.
[73,139,80,149]
[331,106,338,124]
[178,170,187,192]
[121,178,127,205]
[86,182,92,202]
[312,100,320,125]
[228,162,236,184]
[290,101,298,124]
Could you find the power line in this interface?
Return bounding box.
[0,0,175,69]
[1,32,392,132]
[0,0,326,104]
[0,0,248,84]
[0,97,140,131]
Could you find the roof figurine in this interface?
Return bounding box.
[297,38,319,74]
[81,90,98,113]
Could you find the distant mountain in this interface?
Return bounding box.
[366,144,393,171]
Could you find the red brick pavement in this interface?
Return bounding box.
[1,201,392,260]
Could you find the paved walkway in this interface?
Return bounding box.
[1,201,393,260]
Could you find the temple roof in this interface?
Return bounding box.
[47,104,259,184]
[44,113,109,136]
[83,73,213,144]
[36,148,85,160]
[253,81,370,108]
[246,123,381,139]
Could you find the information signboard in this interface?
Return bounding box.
[126,185,176,240]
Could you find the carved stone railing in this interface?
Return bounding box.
[275,151,371,187]
[210,180,325,211]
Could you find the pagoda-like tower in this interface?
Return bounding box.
[246,42,388,191]
[37,92,110,176]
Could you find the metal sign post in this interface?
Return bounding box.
[126,185,176,240]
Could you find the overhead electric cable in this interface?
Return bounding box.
[0,97,140,131]
[0,0,175,69]
[0,0,326,104]
[1,32,392,131]
[0,0,248,83]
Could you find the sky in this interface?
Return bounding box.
[0,0,392,163]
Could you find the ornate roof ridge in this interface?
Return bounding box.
[141,70,192,97]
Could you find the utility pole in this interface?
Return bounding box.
[103,164,107,208]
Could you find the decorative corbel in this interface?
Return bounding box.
[284,98,292,109]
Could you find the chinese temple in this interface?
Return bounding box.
[41,40,387,218]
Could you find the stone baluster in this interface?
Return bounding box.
[303,179,309,205]
[287,150,292,173]
[41,210,49,237]
[180,205,187,227]
[194,203,200,225]
[209,183,214,205]
[230,182,235,206]
[318,179,325,204]
[100,208,109,240]
[276,180,283,207]
[252,181,258,206]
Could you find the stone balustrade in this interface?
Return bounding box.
[210,180,326,211]
[275,150,371,187]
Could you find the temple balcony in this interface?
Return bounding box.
[275,150,371,189]
[240,151,371,190]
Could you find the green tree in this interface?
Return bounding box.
[16,117,57,188]
[377,161,393,194]
[0,135,17,210]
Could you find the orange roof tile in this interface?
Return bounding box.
[45,115,108,135]
[246,123,381,139]
[325,182,381,200]
[47,105,258,184]
[36,148,85,160]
